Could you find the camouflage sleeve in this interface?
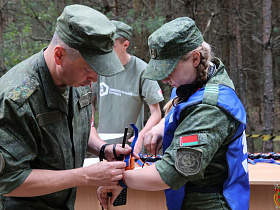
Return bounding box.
[0,99,35,195]
[155,103,238,190]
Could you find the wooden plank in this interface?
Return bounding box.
[248,163,280,185]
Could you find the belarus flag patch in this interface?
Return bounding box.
[180,135,198,146]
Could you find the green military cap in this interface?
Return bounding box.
[56,4,124,76]
[111,20,132,41]
[143,17,204,80]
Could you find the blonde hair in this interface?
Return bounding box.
[163,41,213,116]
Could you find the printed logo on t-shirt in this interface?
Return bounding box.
[100,82,109,97]
[100,82,133,97]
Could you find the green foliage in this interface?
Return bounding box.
[3,22,48,69]
[144,16,166,33]
[2,0,166,71]
[122,8,165,34]
[3,0,59,70]
[273,26,280,33]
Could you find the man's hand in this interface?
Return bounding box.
[83,161,126,186]
[97,185,123,209]
[4,161,126,197]
[104,144,131,161]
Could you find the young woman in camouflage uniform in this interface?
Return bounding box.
[97,17,250,210]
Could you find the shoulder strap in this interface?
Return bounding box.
[202,84,219,106]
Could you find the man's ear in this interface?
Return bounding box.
[123,40,130,49]
[192,51,201,67]
[54,46,65,65]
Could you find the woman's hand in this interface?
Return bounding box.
[128,134,144,159]
[97,185,123,209]
[143,118,165,155]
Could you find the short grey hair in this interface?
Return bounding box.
[50,32,82,61]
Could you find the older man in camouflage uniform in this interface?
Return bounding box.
[0,5,131,210]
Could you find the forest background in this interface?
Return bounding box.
[0,0,279,153]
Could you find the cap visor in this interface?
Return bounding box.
[81,50,124,76]
[142,56,180,80]
[114,34,121,40]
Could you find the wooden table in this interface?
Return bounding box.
[248,163,280,210]
[75,186,167,210]
[75,161,280,210]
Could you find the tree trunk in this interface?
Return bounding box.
[114,0,118,16]
[133,0,142,15]
[272,0,280,118]
[228,0,238,89]
[150,0,156,18]
[235,0,252,153]
[0,0,6,77]
[217,0,229,71]
[102,0,111,13]
[133,0,146,59]
[165,0,172,22]
[262,0,274,153]
[133,0,150,123]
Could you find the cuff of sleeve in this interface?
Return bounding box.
[0,169,32,195]
[146,98,164,106]
[155,159,186,190]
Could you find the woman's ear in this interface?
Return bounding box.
[192,51,201,67]
[54,46,65,65]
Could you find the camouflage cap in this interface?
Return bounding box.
[111,20,133,41]
[142,17,204,80]
[56,4,124,76]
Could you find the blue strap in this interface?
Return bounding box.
[135,159,144,167]
[129,123,138,154]
[144,161,154,166]
[124,123,138,168]
[248,158,256,165]
[118,179,128,188]
[253,158,280,165]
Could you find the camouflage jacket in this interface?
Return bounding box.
[0,50,92,210]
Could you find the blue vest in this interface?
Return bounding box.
[163,84,250,210]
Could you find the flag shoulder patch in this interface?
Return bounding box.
[180,135,198,146]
